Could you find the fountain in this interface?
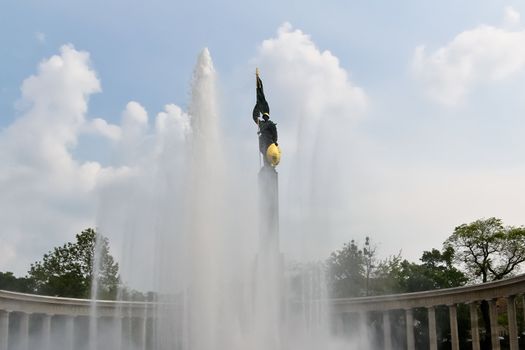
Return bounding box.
[86,48,352,350]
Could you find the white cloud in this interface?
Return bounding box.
[0,45,104,273]
[412,8,525,105]
[85,118,122,141]
[155,103,191,143]
[258,23,366,121]
[123,101,148,127]
[504,6,521,27]
[0,45,191,275]
[255,23,367,155]
[2,44,102,191]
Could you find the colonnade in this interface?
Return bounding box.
[332,274,525,349]
[3,274,525,350]
[0,291,152,350]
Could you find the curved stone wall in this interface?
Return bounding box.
[1,274,525,350]
[331,274,525,350]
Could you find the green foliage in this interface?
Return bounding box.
[327,239,365,297]
[0,272,35,293]
[445,217,525,283]
[28,228,120,299]
[368,253,403,295]
[328,238,468,298]
[397,247,467,292]
[370,247,467,294]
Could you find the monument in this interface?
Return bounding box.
[252,69,281,254]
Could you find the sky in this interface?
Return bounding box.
[2,0,525,277]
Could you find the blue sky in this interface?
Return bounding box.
[1,0,513,123]
[2,0,525,277]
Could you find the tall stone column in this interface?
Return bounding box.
[488,299,501,350]
[523,295,525,334]
[19,312,30,350]
[427,306,437,350]
[64,315,75,350]
[0,310,9,350]
[42,314,52,350]
[382,310,392,350]
[358,311,369,348]
[136,317,147,350]
[121,316,132,350]
[405,309,415,350]
[114,316,123,350]
[507,296,518,350]
[469,302,480,350]
[448,304,459,350]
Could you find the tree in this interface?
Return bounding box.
[401,247,467,292]
[327,239,365,297]
[371,247,467,295]
[0,272,35,293]
[369,253,403,295]
[28,228,120,299]
[445,217,525,283]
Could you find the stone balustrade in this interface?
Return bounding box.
[1,274,525,349]
[331,274,525,349]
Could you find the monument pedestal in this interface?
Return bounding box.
[258,166,279,255]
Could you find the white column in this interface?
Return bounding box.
[0,311,9,350]
[19,312,30,350]
[448,304,459,350]
[89,315,97,350]
[136,316,147,350]
[523,295,525,335]
[42,314,52,350]
[122,316,132,350]
[488,299,501,350]
[405,309,415,350]
[114,316,122,350]
[507,296,518,350]
[427,306,437,350]
[469,302,480,350]
[359,311,369,348]
[382,310,391,350]
[64,315,75,350]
